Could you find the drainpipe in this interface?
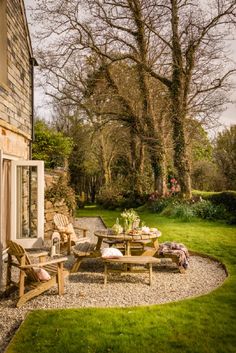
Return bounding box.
[29,57,38,158]
[28,57,38,237]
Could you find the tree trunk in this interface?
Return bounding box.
[170,0,192,199]
[171,108,192,198]
[149,144,168,197]
[103,162,111,185]
[129,131,144,194]
[100,137,112,185]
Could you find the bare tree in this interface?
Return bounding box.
[31,0,236,198]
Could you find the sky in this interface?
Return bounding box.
[25,1,236,134]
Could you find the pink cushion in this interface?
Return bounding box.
[35,268,51,281]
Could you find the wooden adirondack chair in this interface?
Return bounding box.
[5,241,68,308]
[53,213,89,255]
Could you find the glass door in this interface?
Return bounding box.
[11,160,44,248]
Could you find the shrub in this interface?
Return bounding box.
[161,202,194,222]
[76,197,85,209]
[207,191,236,213]
[173,204,195,222]
[193,190,236,221]
[192,200,227,220]
[97,184,148,210]
[96,185,125,210]
[33,120,73,169]
[147,197,174,213]
[121,191,149,209]
[45,175,76,212]
[227,215,236,225]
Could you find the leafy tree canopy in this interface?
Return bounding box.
[32,120,74,169]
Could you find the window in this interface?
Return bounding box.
[0,0,8,87]
[11,160,44,248]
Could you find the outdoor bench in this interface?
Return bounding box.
[103,255,161,285]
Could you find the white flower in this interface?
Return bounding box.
[120,209,138,222]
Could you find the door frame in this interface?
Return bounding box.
[0,152,18,254]
[0,150,2,287]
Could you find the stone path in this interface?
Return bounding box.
[74,216,107,243]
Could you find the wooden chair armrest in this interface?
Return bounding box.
[10,262,21,268]
[75,237,91,243]
[20,257,68,269]
[74,226,89,238]
[74,226,89,232]
[28,251,49,258]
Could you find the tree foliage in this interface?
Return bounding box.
[214,125,236,190]
[31,0,236,201]
[32,120,74,169]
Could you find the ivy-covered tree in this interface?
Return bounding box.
[32,0,236,199]
[32,120,73,169]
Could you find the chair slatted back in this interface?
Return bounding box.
[8,241,39,282]
[54,213,69,229]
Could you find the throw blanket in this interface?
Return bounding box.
[158,242,190,269]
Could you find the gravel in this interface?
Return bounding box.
[0,218,227,352]
[0,254,227,353]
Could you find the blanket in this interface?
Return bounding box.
[158,242,190,269]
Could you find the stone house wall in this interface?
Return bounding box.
[44,170,72,243]
[0,0,35,285]
[0,0,33,142]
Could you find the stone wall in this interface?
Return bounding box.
[0,0,32,137]
[0,0,33,286]
[44,170,72,242]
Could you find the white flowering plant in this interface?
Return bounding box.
[120,209,139,231]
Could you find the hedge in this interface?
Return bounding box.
[193,190,236,213]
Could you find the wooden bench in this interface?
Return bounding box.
[71,240,100,273]
[103,256,161,286]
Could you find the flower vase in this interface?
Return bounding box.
[124,219,132,233]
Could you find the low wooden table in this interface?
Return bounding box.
[103,256,161,285]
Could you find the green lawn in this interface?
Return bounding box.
[6,207,236,353]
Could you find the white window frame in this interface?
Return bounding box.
[0,151,18,259]
[0,150,2,242]
[11,160,44,248]
[0,150,3,273]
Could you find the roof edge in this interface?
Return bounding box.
[19,0,37,65]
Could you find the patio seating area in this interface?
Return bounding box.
[0,215,228,352]
[1,217,224,310]
[1,216,193,307]
[0,249,227,353]
[0,214,228,353]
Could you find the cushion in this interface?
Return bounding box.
[35,268,51,281]
[101,247,123,258]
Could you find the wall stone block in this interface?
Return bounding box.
[44,171,72,241]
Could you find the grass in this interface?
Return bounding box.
[6,206,236,353]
